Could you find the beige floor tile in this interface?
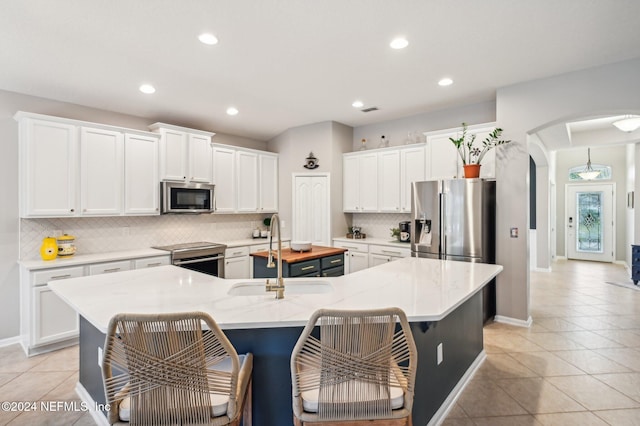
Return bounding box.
[42,372,80,401]
[483,334,546,353]
[521,332,587,351]
[0,409,21,425]
[553,350,631,374]
[595,348,640,372]
[495,377,586,414]
[471,415,543,426]
[73,412,99,425]
[444,402,468,419]
[533,318,585,332]
[593,408,640,425]
[593,372,640,402]
[598,315,640,330]
[441,418,476,426]
[0,345,49,373]
[455,379,527,417]
[29,346,79,372]
[594,329,640,348]
[534,411,609,425]
[546,375,640,411]
[474,353,539,379]
[0,370,76,402]
[564,316,620,331]
[556,330,624,349]
[0,372,20,387]
[6,405,85,425]
[508,351,585,376]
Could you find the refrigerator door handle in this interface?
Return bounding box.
[440,191,446,258]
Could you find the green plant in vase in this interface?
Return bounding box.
[449,123,511,178]
[390,228,400,240]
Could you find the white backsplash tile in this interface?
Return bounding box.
[351,213,411,240]
[20,214,267,260]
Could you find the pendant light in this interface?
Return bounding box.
[612,115,640,132]
[577,148,600,180]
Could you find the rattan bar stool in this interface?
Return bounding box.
[101,312,253,426]
[291,307,417,426]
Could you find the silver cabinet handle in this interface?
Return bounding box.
[103,268,121,273]
[330,259,341,264]
[382,250,401,256]
[146,262,162,267]
[51,274,72,280]
[301,265,315,271]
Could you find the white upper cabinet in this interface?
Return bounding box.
[343,152,378,212]
[16,112,160,218]
[212,143,279,214]
[236,150,259,212]
[212,145,236,213]
[18,116,78,217]
[425,124,498,179]
[124,133,159,215]
[258,153,278,213]
[399,144,426,212]
[150,123,214,183]
[80,127,124,216]
[377,150,401,212]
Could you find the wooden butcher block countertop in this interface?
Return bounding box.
[250,245,347,263]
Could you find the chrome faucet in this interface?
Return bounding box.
[265,213,284,299]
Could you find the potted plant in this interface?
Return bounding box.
[449,123,511,178]
[390,227,400,241]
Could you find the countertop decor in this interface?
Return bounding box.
[449,122,511,178]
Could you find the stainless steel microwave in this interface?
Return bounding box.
[160,181,215,214]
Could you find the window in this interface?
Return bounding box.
[568,164,612,181]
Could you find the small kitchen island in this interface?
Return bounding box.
[50,257,502,426]
[252,245,347,277]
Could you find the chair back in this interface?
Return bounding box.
[102,312,242,425]
[291,307,417,422]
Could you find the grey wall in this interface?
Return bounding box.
[555,146,628,260]
[0,89,267,341]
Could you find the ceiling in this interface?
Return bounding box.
[2,1,640,142]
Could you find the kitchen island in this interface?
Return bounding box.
[252,245,347,277]
[49,257,502,426]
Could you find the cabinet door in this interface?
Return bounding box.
[358,153,378,211]
[124,133,159,215]
[369,253,392,267]
[33,286,78,346]
[212,146,236,212]
[160,129,188,181]
[378,150,400,212]
[236,151,259,212]
[400,145,426,212]
[349,251,369,273]
[259,154,278,212]
[134,256,170,269]
[188,134,213,183]
[428,134,460,180]
[20,118,78,217]
[225,256,250,279]
[88,260,131,275]
[80,127,124,216]
[342,155,360,212]
[293,175,330,246]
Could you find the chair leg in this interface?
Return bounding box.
[242,379,252,426]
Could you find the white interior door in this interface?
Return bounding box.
[292,174,330,246]
[566,183,614,262]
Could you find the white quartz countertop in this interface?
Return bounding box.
[18,248,170,270]
[332,237,412,249]
[49,258,502,334]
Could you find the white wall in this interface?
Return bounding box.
[626,144,636,268]
[0,89,267,341]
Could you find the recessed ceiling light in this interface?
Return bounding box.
[139,84,156,94]
[438,78,453,86]
[352,100,364,108]
[198,33,219,45]
[390,37,409,49]
[226,107,239,116]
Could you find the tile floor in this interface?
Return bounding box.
[0,259,638,425]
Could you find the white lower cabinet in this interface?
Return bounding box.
[333,241,369,274]
[333,240,410,274]
[368,244,411,266]
[224,246,251,279]
[20,253,170,356]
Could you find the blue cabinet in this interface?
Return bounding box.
[632,245,640,285]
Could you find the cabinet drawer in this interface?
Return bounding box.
[89,260,131,275]
[289,259,321,277]
[225,246,250,258]
[322,266,344,277]
[134,256,170,269]
[368,244,410,258]
[333,241,368,253]
[321,254,344,269]
[250,243,270,253]
[33,266,85,286]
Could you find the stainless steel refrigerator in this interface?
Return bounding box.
[411,179,496,321]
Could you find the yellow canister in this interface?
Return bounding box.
[57,234,76,257]
[40,237,58,261]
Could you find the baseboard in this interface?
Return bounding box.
[494,315,533,328]
[533,267,552,272]
[75,382,109,426]
[555,256,567,260]
[0,336,21,348]
[427,350,487,426]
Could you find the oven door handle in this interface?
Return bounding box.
[173,255,225,266]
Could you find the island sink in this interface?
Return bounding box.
[228,280,332,296]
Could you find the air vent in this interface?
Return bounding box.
[361,107,379,113]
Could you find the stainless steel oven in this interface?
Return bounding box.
[153,242,227,277]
